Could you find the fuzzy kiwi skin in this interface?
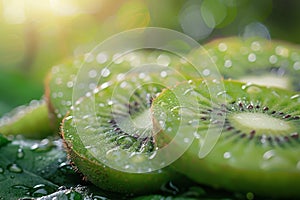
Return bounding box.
[152,79,300,198]
[61,115,180,195]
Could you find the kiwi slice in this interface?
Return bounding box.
[152,79,300,198]
[60,66,190,194]
[0,99,52,139]
[203,37,300,91]
[57,46,213,194]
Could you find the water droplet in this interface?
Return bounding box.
[293,61,300,70]
[241,83,262,93]
[124,165,130,169]
[30,139,54,152]
[100,82,111,90]
[251,41,261,51]
[7,163,23,173]
[193,131,200,139]
[17,148,25,159]
[116,73,125,81]
[93,88,100,94]
[224,59,232,68]
[248,53,256,62]
[218,43,227,52]
[269,55,278,64]
[29,184,52,197]
[290,94,300,100]
[107,100,113,105]
[246,86,262,94]
[223,152,231,159]
[160,71,167,78]
[66,81,74,88]
[202,69,210,76]
[157,54,171,66]
[120,81,127,88]
[183,138,190,143]
[138,73,146,79]
[0,167,4,174]
[263,150,275,160]
[275,46,289,57]
[96,52,108,64]
[58,162,74,174]
[85,92,92,98]
[57,92,63,98]
[88,69,97,78]
[101,68,110,77]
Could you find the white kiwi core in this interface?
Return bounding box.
[232,113,291,133]
[239,75,290,89]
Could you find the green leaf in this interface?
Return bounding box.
[0,136,83,199]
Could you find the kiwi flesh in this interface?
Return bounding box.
[151,79,300,198]
[203,37,300,91]
[0,99,52,139]
[61,67,189,194]
[45,50,198,128]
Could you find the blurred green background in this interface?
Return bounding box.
[1,0,300,116]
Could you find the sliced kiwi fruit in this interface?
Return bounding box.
[60,66,190,194]
[203,37,300,91]
[57,48,209,194]
[152,79,300,198]
[0,99,52,139]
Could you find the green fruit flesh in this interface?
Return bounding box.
[62,115,176,195]
[152,79,300,198]
[46,50,197,125]
[203,37,300,91]
[0,100,52,139]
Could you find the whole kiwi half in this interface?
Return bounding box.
[202,37,300,91]
[152,79,300,198]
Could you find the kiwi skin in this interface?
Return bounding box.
[61,114,179,195]
[152,79,300,198]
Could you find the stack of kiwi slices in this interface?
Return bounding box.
[1,36,300,198]
[58,37,299,198]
